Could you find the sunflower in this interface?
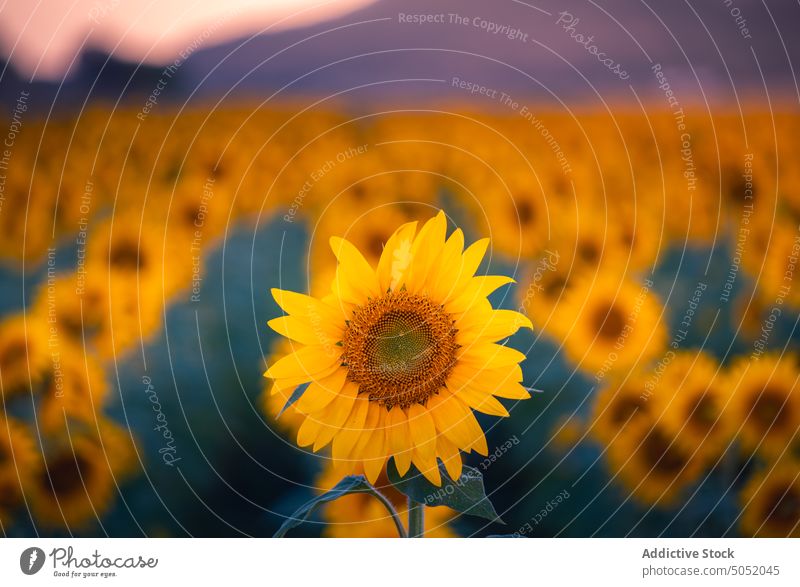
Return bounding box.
[0,475,24,527]
[0,313,51,400]
[740,461,800,537]
[554,273,666,375]
[29,435,116,529]
[605,420,704,506]
[37,342,109,433]
[590,373,655,445]
[481,175,550,258]
[32,273,108,345]
[265,211,532,485]
[316,464,456,537]
[649,351,734,462]
[0,417,41,524]
[0,416,41,483]
[726,354,800,458]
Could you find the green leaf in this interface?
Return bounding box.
[274,475,407,537]
[277,382,309,418]
[387,460,503,524]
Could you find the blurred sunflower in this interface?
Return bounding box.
[606,420,703,506]
[32,273,108,345]
[727,354,799,458]
[316,464,456,537]
[481,176,550,258]
[37,342,109,433]
[0,313,50,400]
[0,416,41,483]
[590,374,654,445]
[30,436,116,529]
[265,211,532,485]
[554,274,666,375]
[0,416,41,525]
[740,461,800,537]
[650,352,734,462]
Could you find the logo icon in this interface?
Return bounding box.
[20,547,46,575]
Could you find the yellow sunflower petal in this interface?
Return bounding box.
[377,221,417,291]
[407,404,437,462]
[429,229,465,300]
[405,211,448,292]
[427,391,476,450]
[271,288,346,332]
[264,346,341,381]
[330,236,380,302]
[437,434,463,481]
[449,363,530,400]
[387,407,413,476]
[310,381,359,451]
[457,308,532,343]
[362,418,388,484]
[332,395,371,459]
[456,385,510,417]
[295,367,347,414]
[444,275,515,314]
[458,342,527,369]
[267,315,341,346]
[412,444,442,485]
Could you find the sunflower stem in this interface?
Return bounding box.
[407,497,425,538]
[367,488,408,538]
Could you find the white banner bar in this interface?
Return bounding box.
[1,538,798,586]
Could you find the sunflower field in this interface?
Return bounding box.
[1,104,799,537]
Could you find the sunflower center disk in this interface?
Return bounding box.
[342,291,458,409]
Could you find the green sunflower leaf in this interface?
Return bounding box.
[387,460,503,524]
[273,475,407,537]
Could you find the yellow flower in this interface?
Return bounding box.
[265,211,532,485]
[37,342,109,433]
[29,435,116,529]
[316,464,456,537]
[650,351,734,462]
[481,176,549,258]
[32,273,108,344]
[0,313,51,400]
[740,461,800,537]
[726,354,800,458]
[606,421,703,506]
[0,417,41,525]
[554,273,666,375]
[590,373,655,445]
